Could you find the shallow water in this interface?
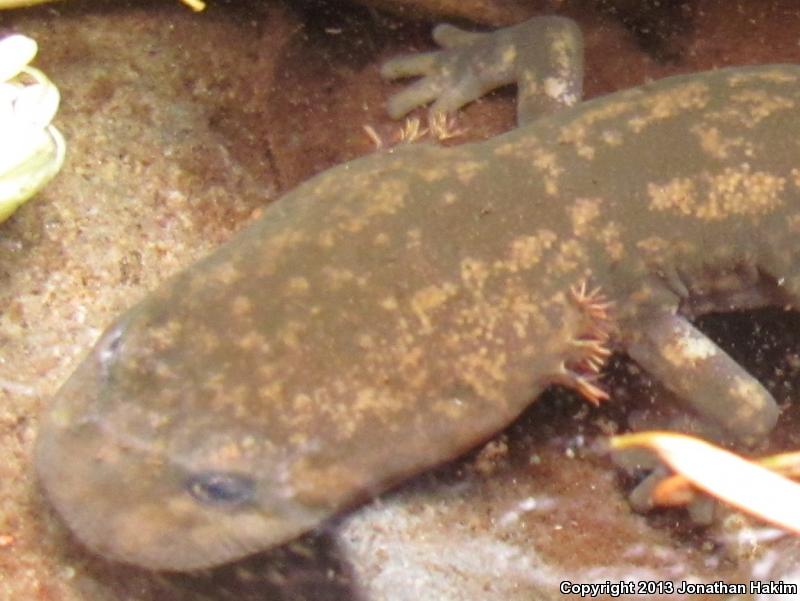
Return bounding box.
[4,0,800,599]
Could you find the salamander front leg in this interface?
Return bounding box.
[381,16,584,125]
[625,312,779,447]
[615,312,780,518]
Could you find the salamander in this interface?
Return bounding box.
[36,15,795,571]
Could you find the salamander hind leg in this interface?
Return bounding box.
[381,16,584,125]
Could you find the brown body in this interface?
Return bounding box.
[36,17,796,571]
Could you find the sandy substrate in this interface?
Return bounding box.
[3,1,800,599]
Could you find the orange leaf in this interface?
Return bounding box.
[610,431,800,534]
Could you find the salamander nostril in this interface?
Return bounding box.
[97,325,124,365]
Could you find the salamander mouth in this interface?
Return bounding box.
[34,367,330,571]
[34,408,256,571]
[36,426,327,571]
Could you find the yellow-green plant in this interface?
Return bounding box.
[0,33,65,223]
[0,0,204,10]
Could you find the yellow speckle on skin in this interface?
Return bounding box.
[147,320,183,352]
[254,228,308,277]
[787,214,800,233]
[600,130,623,146]
[519,70,538,99]
[637,236,669,254]
[690,124,746,160]
[532,148,563,194]
[231,295,253,317]
[292,393,312,412]
[709,92,795,129]
[790,168,800,189]
[730,89,794,127]
[663,332,719,366]
[460,258,490,292]
[505,230,558,272]
[493,133,541,158]
[551,31,576,70]
[418,166,449,182]
[338,178,409,233]
[397,345,426,383]
[214,440,246,463]
[279,321,306,350]
[258,381,284,404]
[731,377,767,406]
[728,68,798,86]
[575,145,594,160]
[500,45,517,66]
[286,393,318,435]
[648,165,785,220]
[599,222,624,261]
[197,327,221,354]
[237,331,267,352]
[286,276,310,295]
[288,431,310,447]
[211,261,241,286]
[410,283,458,333]
[559,98,634,159]
[544,77,568,101]
[351,387,403,418]
[455,348,508,403]
[379,296,399,311]
[648,177,696,216]
[455,160,484,184]
[442,191,458,205]
[703,166,785,219]
[322,266,356,289]
[318,229,336,248]
[628,81,710,134]
[356,333,374,349]
[550,239,586,274]
[568,197,603,237]
[373,232,390,246]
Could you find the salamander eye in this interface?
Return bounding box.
[186,471,256,507]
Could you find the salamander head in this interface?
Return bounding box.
[35,309,326,571]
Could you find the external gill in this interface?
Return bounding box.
[555,281,616,405]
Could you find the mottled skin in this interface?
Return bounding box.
[36,16,798,571]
